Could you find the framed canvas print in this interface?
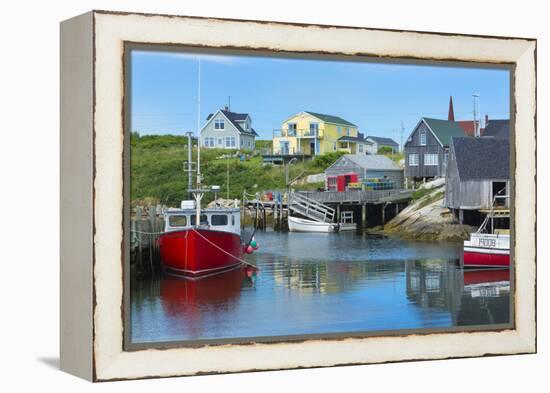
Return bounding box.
[60,10,537,381]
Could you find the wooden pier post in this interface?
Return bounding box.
[241,192,245,229]
[361,203,367,228]
[136,206,143,267]
[336,204,341,223]
[148,205,157,272]
[274,199,278,230]
[381,203,386,225]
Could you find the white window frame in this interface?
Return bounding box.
[204,137,215,147]
[225,136,236,148]
[309,122,319,135]
[424,153,438,166]
[358,144,364,153]
[408,153,419,166]
[420,131,427,146]
[215,119,225,130]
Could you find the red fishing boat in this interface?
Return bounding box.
[159,202,249,278]
[158,58,257,278]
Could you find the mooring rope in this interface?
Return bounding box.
[191,228,258,268]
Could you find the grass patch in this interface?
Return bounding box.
[130,134,340,207]
[417,190,445,209]
[411,187,433,201]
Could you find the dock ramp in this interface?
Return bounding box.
[289,192,335,223]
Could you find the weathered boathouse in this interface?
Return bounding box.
[445,136,510,224]
[325,154,404,192]
[404,118,466,184]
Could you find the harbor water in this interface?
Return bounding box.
[130,229,511,344]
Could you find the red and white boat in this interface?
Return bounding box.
[159,201,248,278]
[463,210,510,268]
[158,58,256,278]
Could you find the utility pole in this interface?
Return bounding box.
[401,120,405,151]
[392,128,396,159]
[472,93,480,137]
[185,131,194,198]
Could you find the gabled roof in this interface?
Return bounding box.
[423,118,466,146]
[327,154,401,172]
[483,119,510,139]
[338,135,372,143]
[457,120,485,137]
[204,109,258,136]
[451,137,509,180]
[365,136,399,146]
[303,111,357,127]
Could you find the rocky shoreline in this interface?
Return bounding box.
[383,180,475,241]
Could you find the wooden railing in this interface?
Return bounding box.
[273,128,322,138]
[289,192,335,222]
[297,189,413,204]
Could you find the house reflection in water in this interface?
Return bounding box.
[130,233,511,344]
[405,261,510,326]
[266,254,408,295]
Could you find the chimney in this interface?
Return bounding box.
[224,105,229,111]
[484,114,489,127]
[448,96,455,121]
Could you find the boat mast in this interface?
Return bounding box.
[197,57,201,185]
[194,57,203,224]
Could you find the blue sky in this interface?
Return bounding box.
[131,50,510,142]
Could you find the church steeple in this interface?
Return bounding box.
[448,96,455,121]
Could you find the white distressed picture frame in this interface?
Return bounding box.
[60,10,536,381]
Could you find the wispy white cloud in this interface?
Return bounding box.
[133,50,239,65]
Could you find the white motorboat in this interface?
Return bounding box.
[287,216,339,233]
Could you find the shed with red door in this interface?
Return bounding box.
[325,154,404,192]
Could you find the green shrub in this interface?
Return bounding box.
[310,151,346,169]
[378,146,394,154]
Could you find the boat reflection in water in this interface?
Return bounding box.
[131,265,257,342]
[406,263,510,326]
[130,231,511,344]
[161,265,257,313]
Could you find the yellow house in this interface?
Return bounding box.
[273,111,366,156]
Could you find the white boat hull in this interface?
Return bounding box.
[288,216,339,233]
[463,233,510,268]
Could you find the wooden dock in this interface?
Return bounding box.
[245,189,413,230]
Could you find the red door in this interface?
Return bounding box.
[337,176,346,192]
[336,173,358,192]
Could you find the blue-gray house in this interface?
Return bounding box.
[200,107,259,150]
